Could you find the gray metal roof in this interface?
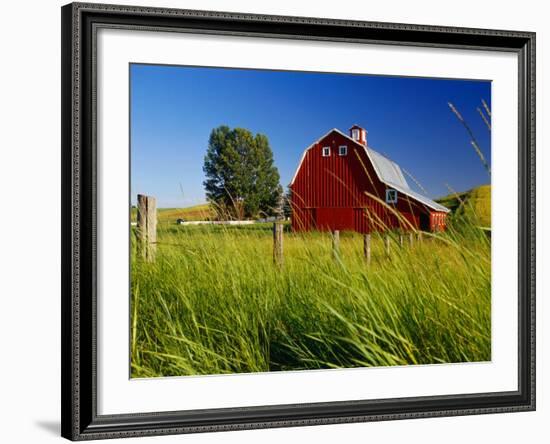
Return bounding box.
[366,147,410,189]
[365,146,450,213]
[384,181,450,213]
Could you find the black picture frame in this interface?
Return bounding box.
[61,2,536,440]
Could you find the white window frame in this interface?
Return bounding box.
[386,189,398,204]
[352,128,360,140]
[322,146,331,157]
[338,145,348,156]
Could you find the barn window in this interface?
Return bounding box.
[322,146,331,157]
[338,145,348,156]
[386,189,398,204]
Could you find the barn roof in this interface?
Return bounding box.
[364,146,450,213]
[365,147,409,189]
[290,128,450,213]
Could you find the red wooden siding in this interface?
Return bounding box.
[430,211,447,232]
[316,207,354,230]
[290,130,447,233]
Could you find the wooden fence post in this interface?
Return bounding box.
[384,234,391,257]
[409,232,414,247]
[332,230,340,259]
[399,233,404,247]
[417,231,423,243]
[137,194,157,262]
[363,233,371,265]
[273,222,284,266]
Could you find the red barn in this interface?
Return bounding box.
[289,125,449,233]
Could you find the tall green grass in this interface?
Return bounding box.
[130,218,491,378]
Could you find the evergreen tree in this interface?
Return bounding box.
[203,126,282,219]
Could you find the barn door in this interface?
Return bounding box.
[315,207,354,231]
[420,213,430,231]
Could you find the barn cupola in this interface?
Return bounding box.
[349,124,367,146]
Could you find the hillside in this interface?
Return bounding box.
[131,203,214,224]
[437,184,491,227]
[156,204,213,223]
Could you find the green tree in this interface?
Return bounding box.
[203,126,282,219]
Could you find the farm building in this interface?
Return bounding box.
[289,125,450,233]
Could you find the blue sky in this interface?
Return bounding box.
[130,64,491,208]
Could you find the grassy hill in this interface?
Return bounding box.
[437,184,491,227]
[131,203,214,224]
[156,204,213,223]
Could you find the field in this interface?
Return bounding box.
[131,203,214,224]
[130,187,491,378]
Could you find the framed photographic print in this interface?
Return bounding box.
[61,2,536,440]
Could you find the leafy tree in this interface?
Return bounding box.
[203,126,282,219]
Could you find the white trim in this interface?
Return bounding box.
[386,188,398,204]
[97,27,516,416]
[289,128,450,213]
[339,145,348,156]
[322,146,331,157]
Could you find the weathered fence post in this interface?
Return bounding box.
[273,222,284,266]
[363,233,371,265]
[409,232,414,247]
[137,194,157,262]
[384,234,391,257]
[399,233,404,248]
[417,231,423,243]
[332,230,340,259]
